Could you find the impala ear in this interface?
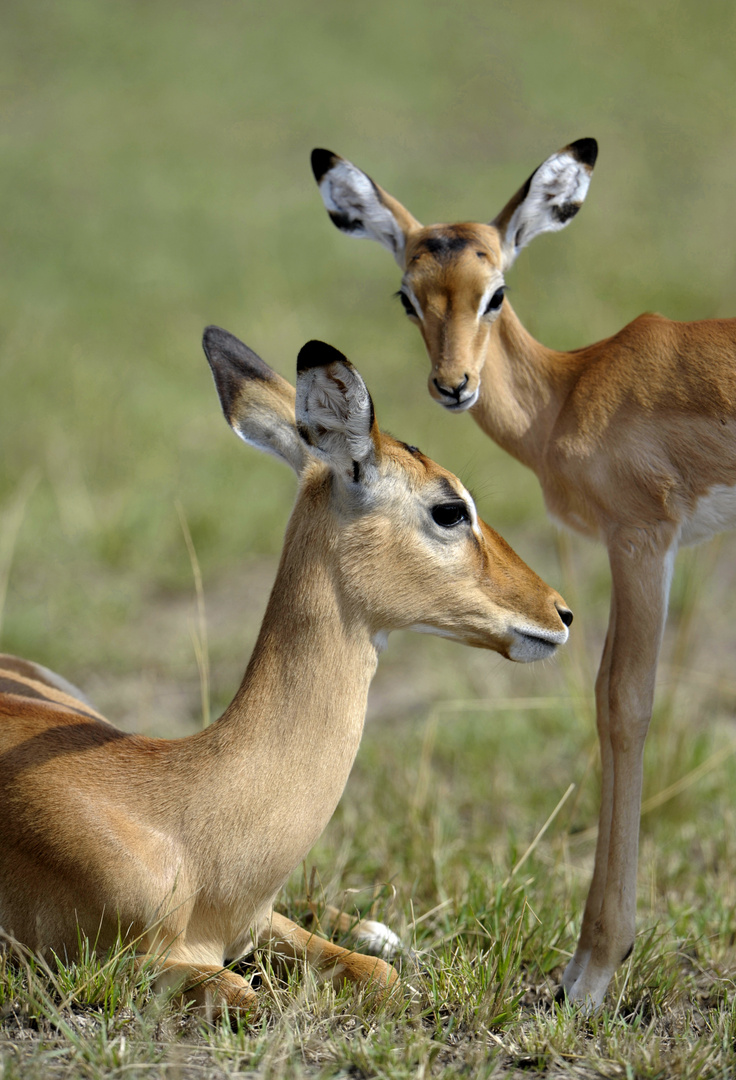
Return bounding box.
[203,326,307,475]
[311,149,421,268]
[491,138,597,269]
[295,340,379,484]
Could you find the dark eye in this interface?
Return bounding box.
[483,286,505,316]
[431,502,469,528]
[397,290,418,318]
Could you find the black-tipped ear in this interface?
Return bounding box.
[490,138,597,269]
[311,148,339,183]
[297,339,350,373]
[569,137,598,168]
[202,326,306,475]
[203,326,277,421]
[295,341,378,482]
[310,149,421,267]
[203,325,274,378]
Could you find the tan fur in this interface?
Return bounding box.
[0,331,571,1019]
[314,142,736,1007]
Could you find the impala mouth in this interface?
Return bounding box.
[508,625,569,663]
[440,387,480,412]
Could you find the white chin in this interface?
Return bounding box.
[441,389,480,412]
[508,633,559,663]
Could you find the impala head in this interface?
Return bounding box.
[203,327,572,661]
[311,139,597,411]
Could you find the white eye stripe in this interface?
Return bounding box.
[477,282,505,320]
[401,285,424,320]
[402,283,503,322]
[456,482,480,534]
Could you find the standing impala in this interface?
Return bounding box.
[312,140,736,1007]
[0,329,571,1018]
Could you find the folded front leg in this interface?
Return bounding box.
[261,911,399,997]
[140,954,259,1021]
[311,902,402,959]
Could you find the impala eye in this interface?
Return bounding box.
[397,290,418,318]
[483,286,506,316]
[431,502,469,528]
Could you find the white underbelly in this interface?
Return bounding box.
[680,484,736,546]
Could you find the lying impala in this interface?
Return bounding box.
[0,329,572,1018]
[312,140,736,1007]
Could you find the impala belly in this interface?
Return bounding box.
[680,483,736,546]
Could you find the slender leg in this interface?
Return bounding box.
[565,532,676,1007]
[261,911,399,997]
[561,618,616,991]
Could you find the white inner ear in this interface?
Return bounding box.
[503,150,592,262]
[320,161,406,262]
[298,364,375,470]
[231,405,307,476]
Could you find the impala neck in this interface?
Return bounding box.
[149,487,382,940]
[473,300,583,471]
[213,493,378,820]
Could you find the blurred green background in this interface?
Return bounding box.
[2,0,736,735]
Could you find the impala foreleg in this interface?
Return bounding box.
[310,903,402,959]
[564,533,675,1008]
[560,620,616,993]
[140,954,258,1021]
[261,911,399,999]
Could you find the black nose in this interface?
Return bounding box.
[433,374,469,401]
[557,605,573,628]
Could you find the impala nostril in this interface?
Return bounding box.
[433,377,454,398]
[557,605,573,628]
[433,375,469,401]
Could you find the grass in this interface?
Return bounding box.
[3,708,736,1080]
[4,560,736,1078]
[4,0,736,1075]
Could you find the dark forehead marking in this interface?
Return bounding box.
[412,224,484,263]
[419,232,469,260]
[400,441,422,457]
[425,233,469,257]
